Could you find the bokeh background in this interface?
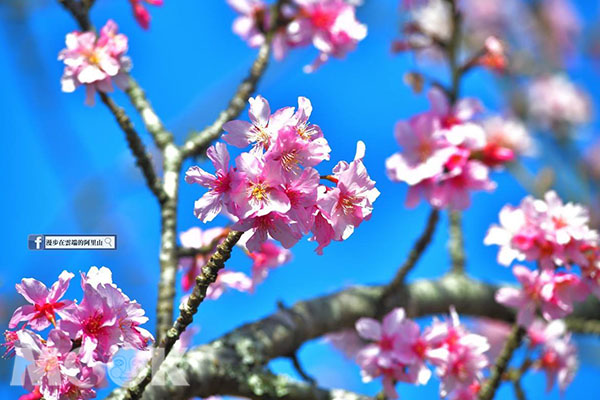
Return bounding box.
[1,0,600,398]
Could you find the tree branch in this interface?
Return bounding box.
[125,77,173,150]
[180,1,285,159]
[58,0,92,31]
[381,208,439,305]
[477,324,525,400]
[124,230,243,400]
[108,274,600,400]
[99,93,167,203]
[448,211,466,274]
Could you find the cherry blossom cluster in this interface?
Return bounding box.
[59,20,131,106]
[178,226,292,299]
[474,318,578,392]
[353,307,489,400]
[128,0,163,29]
[186,95,379,254]
[3,267,153,400]
[486,191,600,326]
[526,75,591,128]
[227,0,367,72]
[386,88,523,210]
[392,0,507,72]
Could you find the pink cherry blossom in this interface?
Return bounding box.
[9,271,75,331]
[223,95,294,149]
[386,112,453,186]
[2,330,18,358]
[265,126,331,174]
[281,167,320,233]
[495,265,588,327]
[527,75,591,127]
[59,20,131,106]
[230,151,291,219]
[289,96,324,141]
[485,191,599,269]
[315,141,380,247]
[481,116,534,159]
[206,270,253,300]
[185,142,236,223]
[537,333,578,392]
[355,308,425,399]
[471,318,511,360]
[227,0,269,48]
[178,227,229,291]
[424,308,489,398]
[477,36,507,72]
[233,212,303,252]
[290,0,367,72]
[325,329,365,360]
[14,329,80,400]
[59,284,123,364]
[527,319,566,349]
[248,240,293,285]
[129,0,163,29]
[540,0,581,56]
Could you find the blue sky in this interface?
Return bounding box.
[1,0,600,398]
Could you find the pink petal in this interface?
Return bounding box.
[355,318,381,341]
[16,278,49,305]
[223,120,255,148]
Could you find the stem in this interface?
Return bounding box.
[181,0,284,158]
[125,77,173,150]
[290,352,317,385]
[382,209,440,302]
[99,93,167,203]
[478,324,525,400]
[448,211,465,274]
[155,143,182,342]
[124,230,244,400]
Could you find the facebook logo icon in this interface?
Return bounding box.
[28,235,44,250]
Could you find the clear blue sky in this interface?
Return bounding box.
[1,0,599,398]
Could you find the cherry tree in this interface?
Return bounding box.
[4,1,600,400]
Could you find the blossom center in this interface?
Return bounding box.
[250,183,269,201]
[338,194,360,215]
[83,314,103,335]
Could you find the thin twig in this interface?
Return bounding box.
[180,1,285,159]
[99,93,167,203]
[124,230,243,400]
[478,324,525,400]
[448,211,466,274]
[382,209,440,301]
[290,352,317,385]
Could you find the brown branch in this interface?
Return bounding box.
[448,211,466,273]
[123,230,243,400]
[99,93,167,203]
[180,1,285,159]
[478,324,525,400]
[125,77,173,150]
[107,274,600,400]
[58,0,92,31]
[381,208,439,305]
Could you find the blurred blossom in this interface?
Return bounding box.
[537,332,578,392]
[325,329,365,360]
[481,116,535,157]
[539,0,581,56]
[471,318,511,360]
[584,140,600,180]
[410,0,452,42]
[526,75,591,128]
